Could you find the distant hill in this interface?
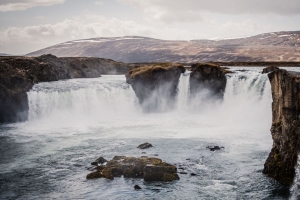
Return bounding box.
[27,31,300,63]
[0,53,11,56]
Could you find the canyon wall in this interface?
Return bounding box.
[263,68,300,185]
[0,55,138,123]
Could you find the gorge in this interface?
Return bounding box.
[0,55,299,199]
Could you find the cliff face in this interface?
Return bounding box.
[189,63,227,100]
[263,69,300,186]
[0,61,33,122]
[126,64,185,112]
[0,55,138,123]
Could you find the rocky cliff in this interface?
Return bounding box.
[126,64,185,112]
[189,63,228,100]
[0,55,138,123]
[263,68,300,186]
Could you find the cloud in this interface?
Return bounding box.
[0,0,65,12]
[0,12,274,54]
[120,0,300,23]
[95,1,103,6]
[0,13,203,54]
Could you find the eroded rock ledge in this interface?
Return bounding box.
[0,54,138,123]
[189,63,228,100]
[126,64,185,112]
[263,68,300,185]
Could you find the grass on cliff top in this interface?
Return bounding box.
[127,63,183,78]
[192,63,220,69]
[192,62,233,74]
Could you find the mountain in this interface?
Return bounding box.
[27,31,300,63]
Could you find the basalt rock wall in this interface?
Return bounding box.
[189,63,228,100]
[263,68,300,186]
[126,64,185,112]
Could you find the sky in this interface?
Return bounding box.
[0,0,300,55]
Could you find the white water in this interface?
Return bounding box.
[24,68,272,139]
[3,67,296,199]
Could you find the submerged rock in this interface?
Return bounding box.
[262,66,279,74]
[137,142,153,149]
[125,63,185,112]
[86,156,179,182]
[263,69,300,186]
[206,146,224,151]
[189,63,227,100]
[91,157,108,166]
[134,185,142,190]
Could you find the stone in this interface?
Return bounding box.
[86,156,179,182]
[95,157,108,164]
[86,172,104,179]
[206,146,224,151]
[134,185,142,190]
[137,142,153,149]
[143,165,178,181]
[179,172,188,174]
[263,69,300,186]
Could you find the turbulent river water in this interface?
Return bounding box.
[0,67,299,199]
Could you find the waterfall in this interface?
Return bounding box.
[27,68,272,132]
[176,71,191,111]
[27,76,139,122]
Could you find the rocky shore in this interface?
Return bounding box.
[263,67,300,185]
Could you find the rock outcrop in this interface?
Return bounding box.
[86,156,179,182]
[262,66,279,74]
[263,69,300,186]
[126,64,185,112]
[0,55,138,123]
[189,63,227,100]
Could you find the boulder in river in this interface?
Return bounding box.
[206,146,224,151]
[86,156,179,182]
[137,142,153,149]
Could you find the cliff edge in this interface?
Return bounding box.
[263,68,300,185]
[126,64,185,112]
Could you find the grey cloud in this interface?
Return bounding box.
[121,0,300,16]
[0,0,65,12]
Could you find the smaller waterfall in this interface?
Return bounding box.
[27,76,139,122]
[176,71,191,111]
[291,156,300,199]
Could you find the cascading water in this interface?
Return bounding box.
[2,67,295,200]
[176,70,191,111]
